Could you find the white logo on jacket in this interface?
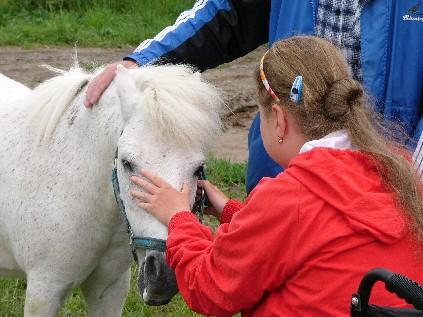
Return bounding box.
[403,14,423,22]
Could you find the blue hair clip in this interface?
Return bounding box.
[290,76,303,104]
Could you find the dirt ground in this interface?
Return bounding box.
[0,46,266,162]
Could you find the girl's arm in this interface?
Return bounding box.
[166,180,301,316]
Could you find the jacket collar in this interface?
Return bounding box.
[299,129,356,154]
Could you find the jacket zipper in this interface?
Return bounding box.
[309,0,317,33]
[383,0,395,104]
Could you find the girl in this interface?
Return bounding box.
[130,36,423,317]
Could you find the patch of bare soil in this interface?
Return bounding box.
[0,46,266,162]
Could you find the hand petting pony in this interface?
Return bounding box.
[130,170,191,225]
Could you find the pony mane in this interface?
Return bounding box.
[26,64,224,148]
[128,65,224,150]
[26,66,93,142]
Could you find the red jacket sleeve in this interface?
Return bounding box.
[220,199,244,224]
[166,178,302,316]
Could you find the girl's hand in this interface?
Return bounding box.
[130,170,190,225]
[197,180,229,219]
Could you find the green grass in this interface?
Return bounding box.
[0,157,246,317]
[0,267,201,317]
[0,0,196,47]
[206,156,247,201]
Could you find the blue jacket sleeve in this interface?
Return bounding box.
[124,0,270,71]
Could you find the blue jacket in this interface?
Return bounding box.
[126,0,423,193]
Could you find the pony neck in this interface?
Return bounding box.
[24,68,123,156]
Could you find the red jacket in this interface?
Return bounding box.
[166,148,423,316]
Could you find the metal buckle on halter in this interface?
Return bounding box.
[192,187,205,223]
[128,226,135,245]
[192,165,208,223]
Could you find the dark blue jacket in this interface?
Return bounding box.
[126,0,423,193]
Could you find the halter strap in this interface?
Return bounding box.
[112,150,150,261]
[132,237,167,252]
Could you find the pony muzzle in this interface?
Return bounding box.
[138,250,178,306]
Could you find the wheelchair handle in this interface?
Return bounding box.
[385,271,423,310]
[351,268,423,316]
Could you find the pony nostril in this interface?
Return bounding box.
[145,254,161,283]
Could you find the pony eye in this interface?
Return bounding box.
[121,159,134,173]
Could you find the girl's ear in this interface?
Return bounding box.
[115,65,140,123]
[271,103,287,137]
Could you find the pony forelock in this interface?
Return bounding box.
[127,65,224,150]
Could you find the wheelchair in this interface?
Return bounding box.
[350,268,423,317]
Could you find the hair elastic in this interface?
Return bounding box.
[290,76,303,104]
[259,51,280,102]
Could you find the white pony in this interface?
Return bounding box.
[0,73,31,111]
[0,64,223,316]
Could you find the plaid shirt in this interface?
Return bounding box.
[413,132,423,181]
[316,0,366,80]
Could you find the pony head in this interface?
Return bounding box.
[113,64,223,304]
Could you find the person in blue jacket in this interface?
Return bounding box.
[85,0,423,194]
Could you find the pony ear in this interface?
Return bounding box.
[115,65,140,123]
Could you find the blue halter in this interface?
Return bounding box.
[112,148,207,260]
